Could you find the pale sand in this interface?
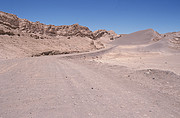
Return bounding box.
[0,54,180,118]
[97,52,180,75]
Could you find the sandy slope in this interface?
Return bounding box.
[111,29,161,45]
[0,35,104,59]
[0,55,180,118]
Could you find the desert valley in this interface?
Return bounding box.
[0,11,180,118]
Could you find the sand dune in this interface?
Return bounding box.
[111,29,161,45]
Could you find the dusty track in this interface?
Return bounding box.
[0,56,180,118]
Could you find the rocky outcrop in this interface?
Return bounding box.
[93,29,118,40]
[93,30,110,39]
[31,50,80,57]
[0,29,15,36]
[0,11,19,29]
[162,31,180,49]
[0,11,116,40]
[0,11,95,39]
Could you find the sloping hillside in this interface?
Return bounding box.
[111,29,162,45]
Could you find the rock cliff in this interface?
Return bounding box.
[0,11,116,40]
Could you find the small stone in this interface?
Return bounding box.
[143,114,148,117]
[120,105,124,108]
[88,113,92,116]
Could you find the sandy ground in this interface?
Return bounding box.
[0,53,180,118]
[97,52,180,75]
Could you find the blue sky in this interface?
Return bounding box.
[0,0,180,34]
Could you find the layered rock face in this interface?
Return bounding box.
[0,11,94,39]
[93,30,117,39]
[163,31,180,49]
[0,11,116,40]
[0,11,19,29]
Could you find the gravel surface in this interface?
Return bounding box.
[0,56,180,118]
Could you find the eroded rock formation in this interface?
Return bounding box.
[0,11,116,40]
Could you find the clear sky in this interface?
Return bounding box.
[0,0,180,34]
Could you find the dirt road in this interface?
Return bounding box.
[0,56,180,118]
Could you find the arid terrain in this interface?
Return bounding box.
[0,11,180,118]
